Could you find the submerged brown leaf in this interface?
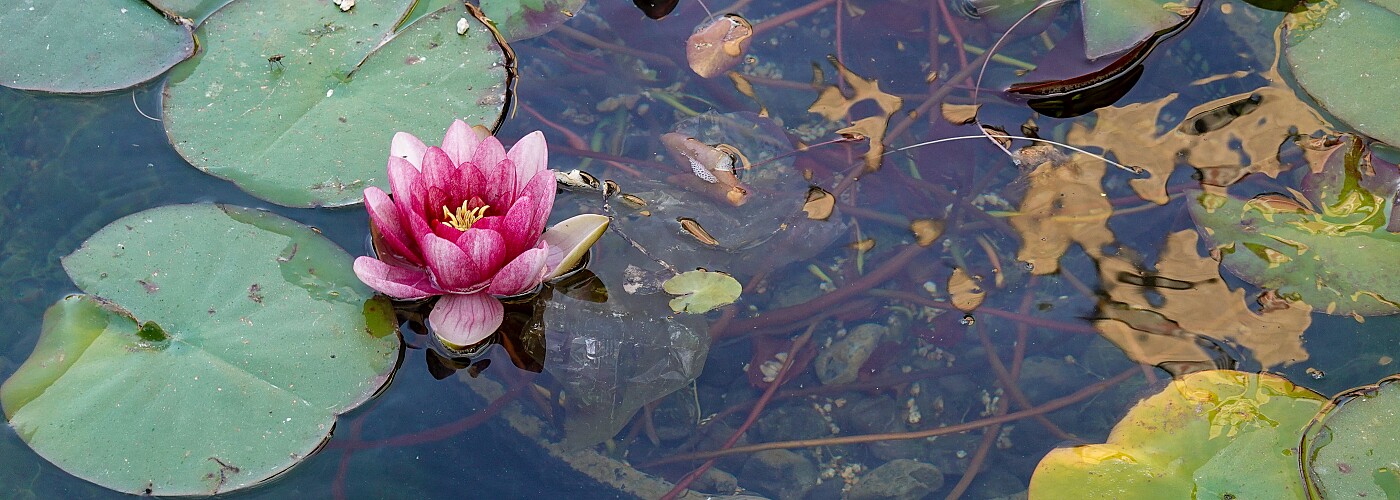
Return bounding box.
[948,268,985,312]
[1096,230,1312,369]
[1008,154,1114,275]
[910,219,944,247]
[802,185,836,220]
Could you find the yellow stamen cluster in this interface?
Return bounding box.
[441,201,490,230]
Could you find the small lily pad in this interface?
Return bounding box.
[1,204,398,495]
[1081,0,1190,60]
[163,0,513,207]
[663,269,741,314]
[1030,370,1325,499]
[1302,374,1400,498]
[1285,0,1400,146]
[0,0,195,93]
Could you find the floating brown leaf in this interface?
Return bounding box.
[808,56,903,171]
[941,103,981,125]
[1067,70,1332,203]
[1096,230,1312,369]
[687,14,753,78]
[1008,154,1114,275]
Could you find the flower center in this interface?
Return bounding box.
[441,201,490,231]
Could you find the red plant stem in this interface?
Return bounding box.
[977,321,1075,441]
[644,368,1139,466]
[518,103,643,177]
[660,324,817,499]
[927,2,940,85]
[752,0,838,36]
[866,288,1100,335]
[553,25,677,69]
[721,243,930,334]
[946,394,1007,500]
[937,0,969,69]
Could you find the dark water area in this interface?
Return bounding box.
[4,0,1400,498]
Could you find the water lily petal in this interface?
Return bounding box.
[481,157,516,209]
[542,214,610,279]
[365,187,421,266]
[387,156,423,216]
[471,136,507,178]
[500,194,544,256]
[390,132,427,170]
[441,119,481,166]
[456,228,507,283]
[520,170,557,238]
[421,233,479,292]
[489,245,549,296]
[429,293,504,349]
[422,147,465,200]
[507,131,548,193]
[353,257,441,299]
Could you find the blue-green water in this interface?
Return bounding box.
[4,0,1400,498]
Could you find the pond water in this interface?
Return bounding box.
[3,0,1400,498]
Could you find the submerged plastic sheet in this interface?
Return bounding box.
[543,291,708,448]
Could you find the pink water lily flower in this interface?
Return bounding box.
[354,121,608,348]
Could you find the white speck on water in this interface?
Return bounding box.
[326,89,334,97]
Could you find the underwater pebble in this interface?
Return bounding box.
[814,323,887,385]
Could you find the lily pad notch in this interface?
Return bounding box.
[2,204,400,496]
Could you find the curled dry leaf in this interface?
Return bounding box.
[677,217,721,246]
[910,219,944,247]
[948,268,985,312]
[687,14,754,78]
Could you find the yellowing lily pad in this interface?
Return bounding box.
[663,269,741,314]
[1,204,398,495]
[163,0,513,207]
[1030,370,1325,499]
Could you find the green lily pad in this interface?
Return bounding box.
[1303,374,1400,498]
[0,0,195,93]
[663,269,741,314]
[1285,0,1400,146]
[163,0,514,207]
[1081,0,1190,59]
[1030,370,1325,499]
[1187,183,1400,316]
[1,204,399,496]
